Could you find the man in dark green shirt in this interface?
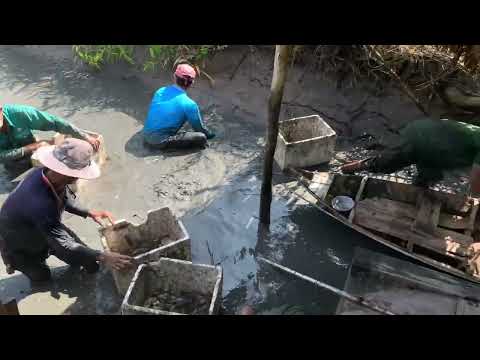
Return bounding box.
[341,118,480,193]
[0,104,100,170]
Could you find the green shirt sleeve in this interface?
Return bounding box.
[5,105,88,141]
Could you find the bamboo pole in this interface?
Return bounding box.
[259,45,294,225]
[258,256,395,315]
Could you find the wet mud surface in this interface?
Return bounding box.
[0,45,448,314]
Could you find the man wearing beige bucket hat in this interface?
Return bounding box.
[0,138,132,283]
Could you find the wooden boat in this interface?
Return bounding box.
[336,247,480,315]
[288,169,480,284]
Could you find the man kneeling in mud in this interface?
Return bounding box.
[341,118,480,194]
[0,138,132,283]
[143,63,215,150]
[0,104,100,174]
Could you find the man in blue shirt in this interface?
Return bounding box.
[143,63,215,150]
[0,138,132,283]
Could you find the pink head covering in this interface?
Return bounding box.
[174,64,197,79]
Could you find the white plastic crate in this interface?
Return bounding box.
[100,207,191,296]
[121,258,223,315]
[274,115,336,170]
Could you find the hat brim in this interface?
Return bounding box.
[34,145,100,180]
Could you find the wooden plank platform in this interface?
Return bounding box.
[358,198,474,245]
[412,192,442,235]
[363,177,471,215]
[354,198,471,260]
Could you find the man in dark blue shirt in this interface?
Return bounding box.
[0,138,132,283]
[143,63,215,150]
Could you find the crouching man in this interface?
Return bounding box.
[0,138,132,283]
[0,104,100,173]
[143,63,215,150]
[341,118,480,195]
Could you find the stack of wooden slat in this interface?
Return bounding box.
[353,195,480,267]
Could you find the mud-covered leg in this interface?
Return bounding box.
[162,132,207,149]
[9,251,52,283]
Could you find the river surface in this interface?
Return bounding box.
[183,160,389,315]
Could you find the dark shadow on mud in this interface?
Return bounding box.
[124,129,205,159]
[0,47,150,123]
[0,265,121,315]
[61,267,122,315]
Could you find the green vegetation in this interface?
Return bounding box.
[143,45,228,72]
[72,45,135,70]
[72,45,229,72]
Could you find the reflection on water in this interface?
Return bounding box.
[183,160,387,315]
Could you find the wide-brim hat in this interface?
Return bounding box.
[35,138,100,180]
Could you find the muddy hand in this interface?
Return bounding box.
[85,135,100,152]
[89,210,115,226]
[36,141,52,149]
[99,251,133,271]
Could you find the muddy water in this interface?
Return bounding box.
[183,160,384,315]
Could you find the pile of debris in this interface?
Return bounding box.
[305,45,480,119]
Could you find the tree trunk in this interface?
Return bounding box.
[259,45,294,226]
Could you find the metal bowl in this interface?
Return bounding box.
[331,196,355,212]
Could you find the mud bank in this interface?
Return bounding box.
[0,45,427,314]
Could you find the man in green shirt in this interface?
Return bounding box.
[341,118,480,194]
[0,104,100,172]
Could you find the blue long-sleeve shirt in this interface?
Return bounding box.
[143,85,213,139]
